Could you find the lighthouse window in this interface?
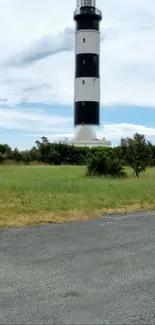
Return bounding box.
[82,80,85,84]
[83,38,86,43]
[82,60,85,64]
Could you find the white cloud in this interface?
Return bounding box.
[0,108,71,131]
[0,0,154,107]
[24,123,155,145]
[100,123,155,140]
[5,27,75,67]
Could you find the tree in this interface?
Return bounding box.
[147,142,155,167]
[120,133,151,177]
[20,150,31,164]
[35,138,51,163]
[0,153,7,164]
[0,144,11,155]
[10,148,22,163]
[47,149,61,165]
[29,147,41,163]
[86,149,125,177]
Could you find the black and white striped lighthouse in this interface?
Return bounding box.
[73,0,102,142]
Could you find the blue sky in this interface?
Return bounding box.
[0,0,155,149]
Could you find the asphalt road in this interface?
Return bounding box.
[1,212,155,324]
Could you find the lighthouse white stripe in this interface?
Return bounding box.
[75,30,100,54]
[74,77,100,102]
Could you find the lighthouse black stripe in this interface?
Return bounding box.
[74,101,99,126]
[74,6,102,28]
[75,53,99,78]
[76,19,99,31]
[79,6,100,16]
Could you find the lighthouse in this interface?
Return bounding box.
[63,0,111,147]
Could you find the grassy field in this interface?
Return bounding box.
[0,165,155,227]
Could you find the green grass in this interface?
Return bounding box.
[0,165,155,227]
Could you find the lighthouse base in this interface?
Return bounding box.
[62,125,112,148]
[64,139,111,148]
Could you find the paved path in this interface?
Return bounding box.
[1,212,155,324]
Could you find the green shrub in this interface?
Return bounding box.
[0,153,7,164]
[86,150,126,178]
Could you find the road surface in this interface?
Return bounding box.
[1,212,155,324]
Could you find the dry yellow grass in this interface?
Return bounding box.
[0,165,155,227]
